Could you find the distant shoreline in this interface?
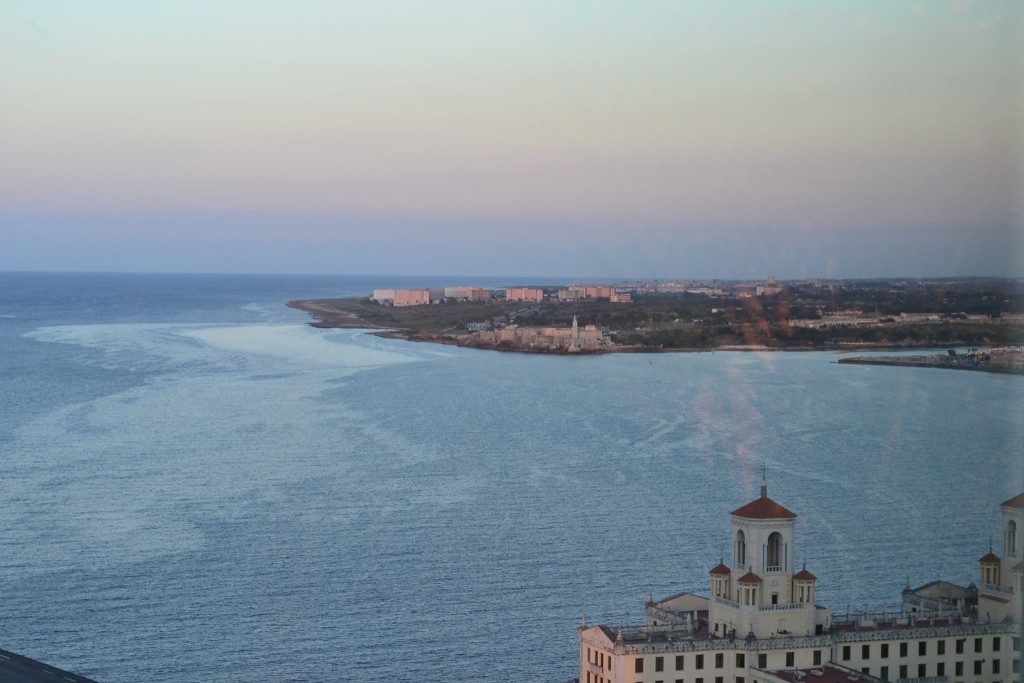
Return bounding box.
[287,297,1014,356]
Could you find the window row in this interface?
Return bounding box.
[859,658,1001,681]
[632,649,821,674]
[840,635,1001,661]
[634,653,728,673]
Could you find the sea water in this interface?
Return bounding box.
[0,272,1021,682]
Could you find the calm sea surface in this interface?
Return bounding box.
[1,272,1021,682]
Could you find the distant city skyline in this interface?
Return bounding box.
[2,1,1021,279]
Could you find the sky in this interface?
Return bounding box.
[2,1,1022,279]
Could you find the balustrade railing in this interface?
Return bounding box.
[758,602,805,612]
[981,582,1014,596]
[713,595,740,609]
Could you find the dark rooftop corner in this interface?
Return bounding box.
[0,648,100,683]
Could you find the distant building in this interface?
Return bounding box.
[579,485,1021,683]
[757,276,785,296]
[557,286,631,302]
[559,288,585,302]
[445,287,490,301]
[372,288,442,306]
[506,287,544,303]
[585,286,615,299]
[393,289,431,306]
[473,316,606,352]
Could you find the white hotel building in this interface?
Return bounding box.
[580,485,1022,683]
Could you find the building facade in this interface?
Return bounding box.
[506,287,544,302]
[580,487,1022,683]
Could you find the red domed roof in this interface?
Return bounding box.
[737,571,763,584]
[979,551,1000,564]
[793,567,817,581]
[709,562,731,576]
[731,496,796,520]
[1001,492,1024,509]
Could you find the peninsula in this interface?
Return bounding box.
[289,277,1023,354]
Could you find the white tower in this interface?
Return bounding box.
[978,492,1024,623]
[707,481,829,638]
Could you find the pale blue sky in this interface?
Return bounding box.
[2,1,1021,278]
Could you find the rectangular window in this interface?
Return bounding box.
[861,668,869,675]
[994,636,1001,651]
[1014,636,1021,650]
[715,677,723,683]
[676,655,684,670]
[881,643,889,659]
[993,659,1000,674]
[898,665,907,680]
[737,678,745,683]
[956,639,964,654]
[955,661,963,676]
[696,654,704,670]
[842,646,851,662]
[1012,658,1019,674]
[862,644,870,659]
[936,662,945,677]
[696,678,704,683]
[899,642,908,657]
[975,637,983,653]
[880,666,888,681]
[759,654,767,669]
[656,657,664,672]
[974,660,983,675]
[937,639,945,655]
[918,641,926,656]
[635,658,644,674]
[676,680,684,683]
[786,652,795,668]
[736,653,745,668]
[917,663,926,677]
[715,653,723,669]
[813,651,821,666]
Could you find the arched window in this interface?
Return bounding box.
[767,532,783,571]
[1007,520,1018,557]
[736,530,746,566]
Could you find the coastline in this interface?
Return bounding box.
[287,298,1009,356]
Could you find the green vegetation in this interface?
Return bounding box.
[290,278,1023,352]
